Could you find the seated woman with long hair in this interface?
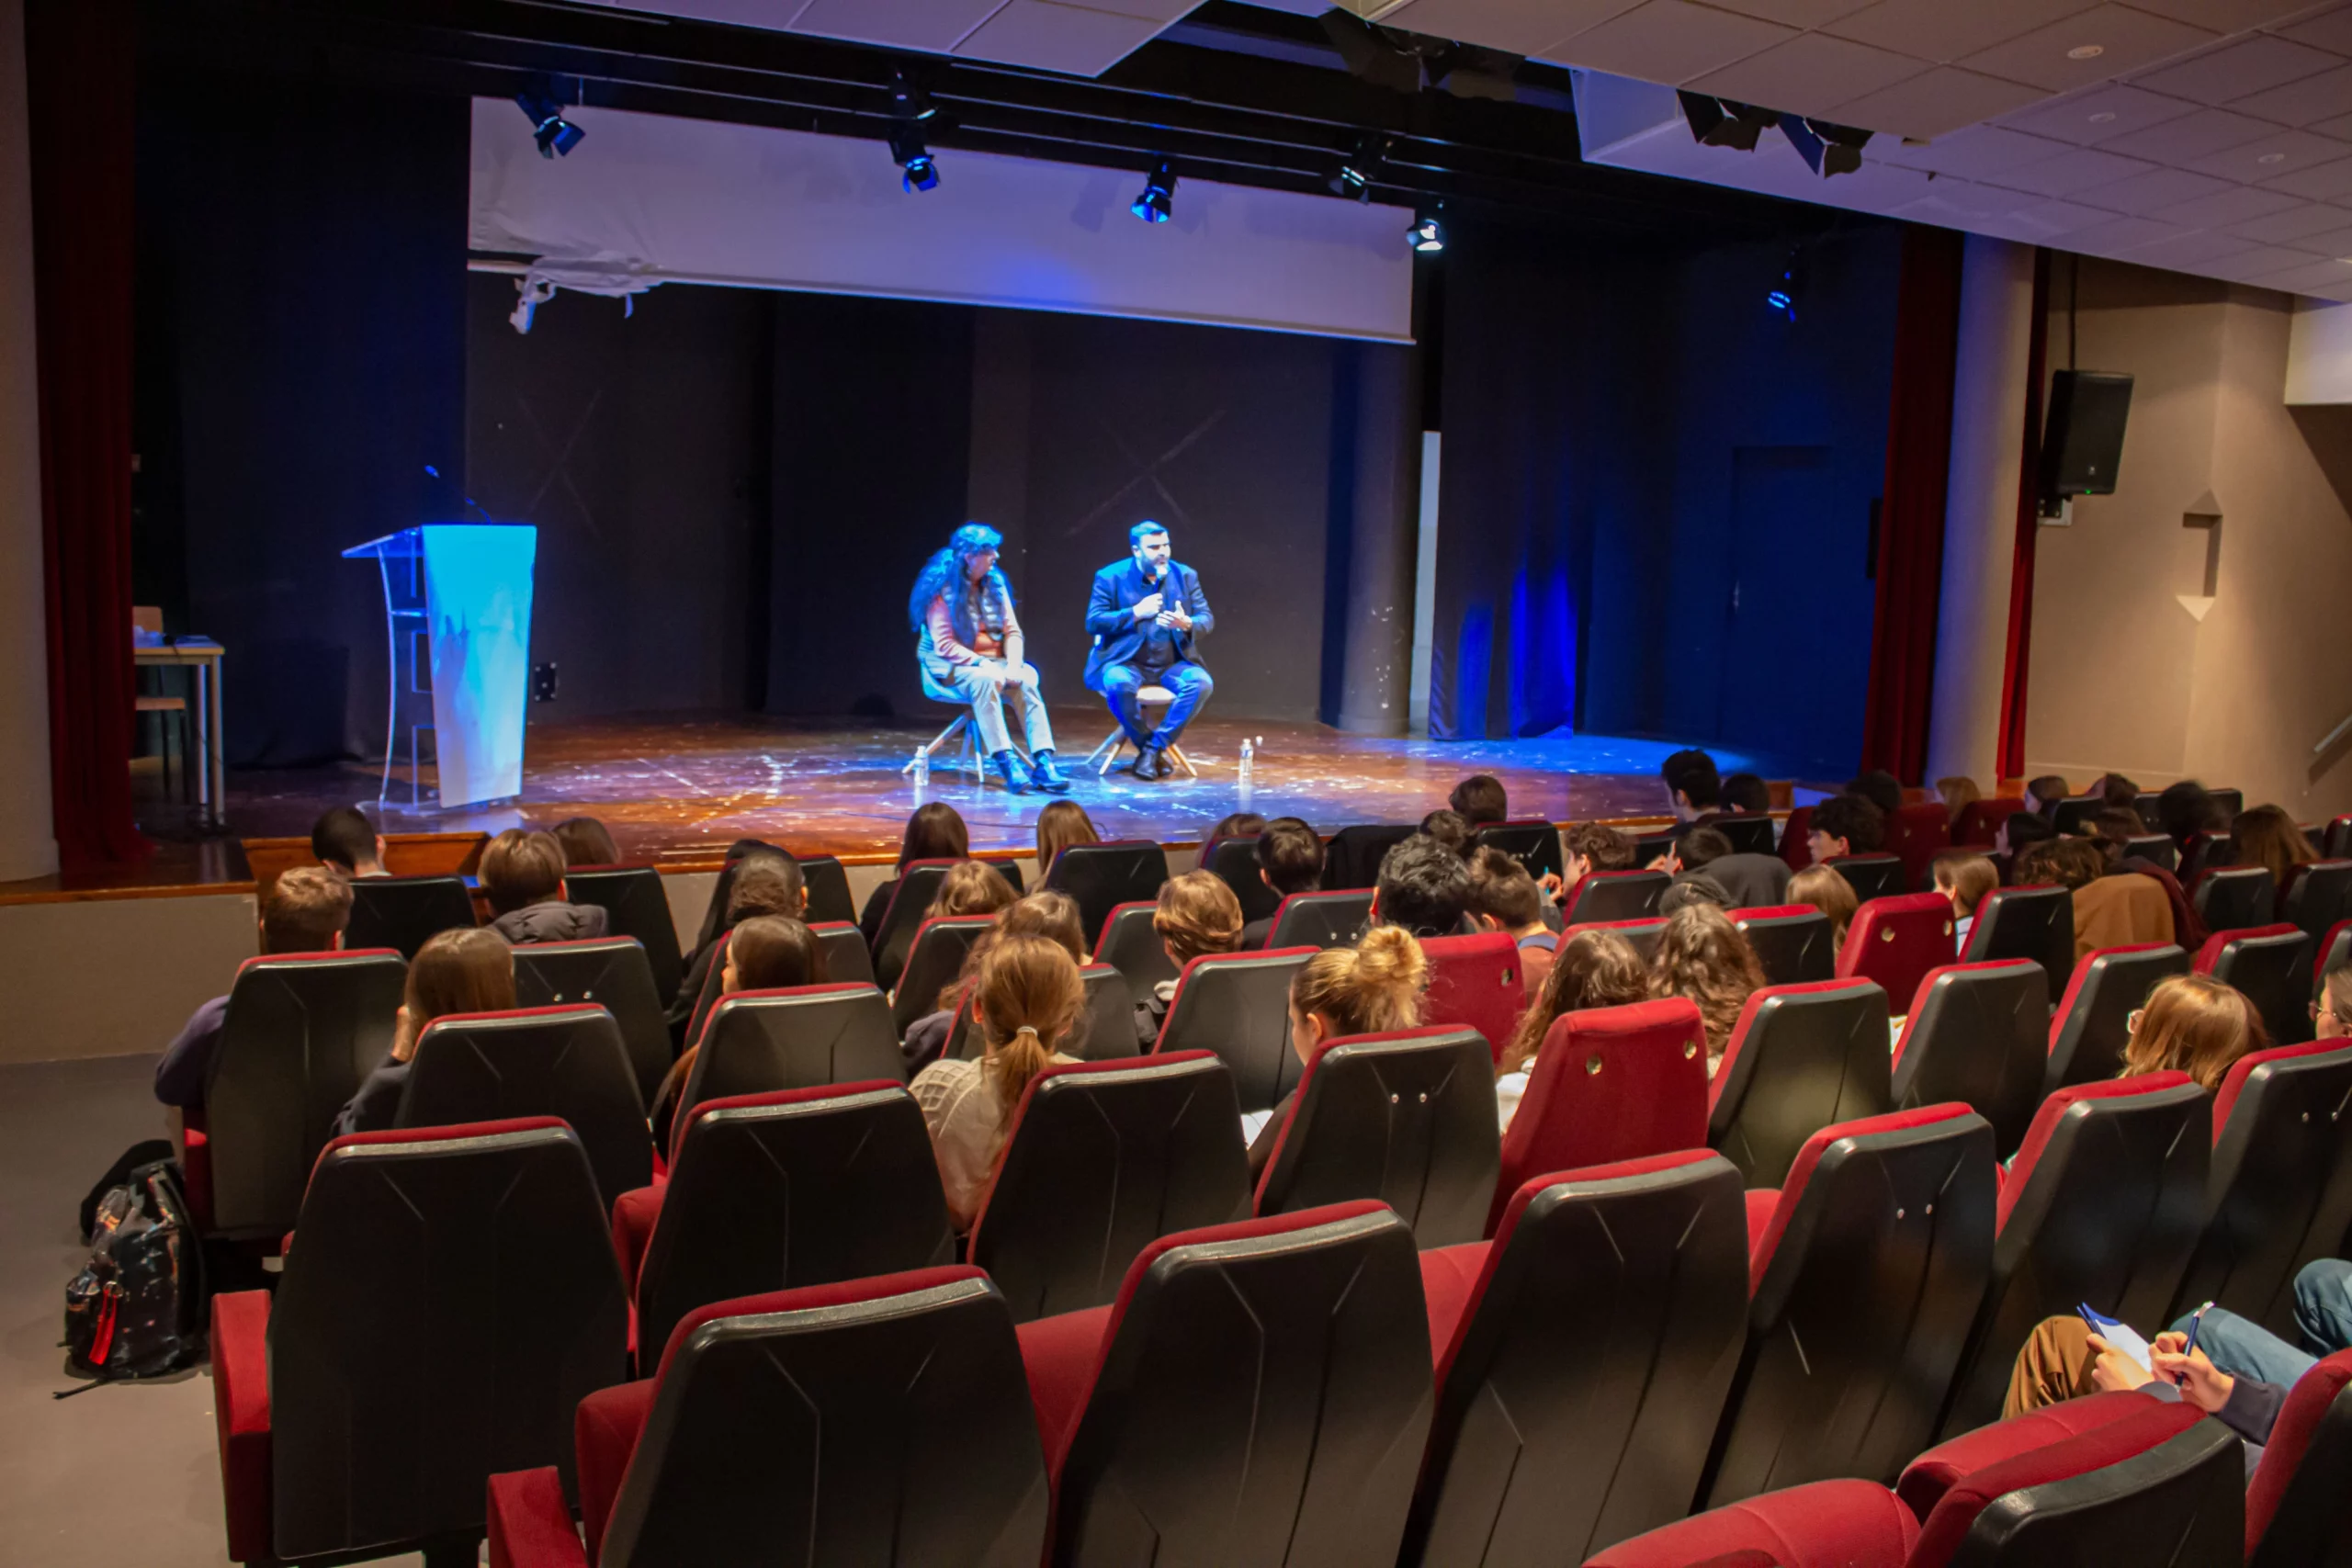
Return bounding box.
[650,916,827,1151]
[1649,904,1769,1077]
[1247,926,1428,1176]
[899,891,1088,1071]
[909,522,1069,796]
[857,802,969,946]
[1494,928,1650,1131]
[1035,801,1101,878]
[335,928,516,1135]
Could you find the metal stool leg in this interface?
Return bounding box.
[902,714,971,775]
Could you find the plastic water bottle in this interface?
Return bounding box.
[1238,738,1255,786]
[910,747,929,792]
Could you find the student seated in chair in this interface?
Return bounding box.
[1562,821,1637,908]
[153,867,353,1111]
[2023,774,2072,821]
[1804,793,1885,864]
[1450,773,1509,828]
[1372,833,1473,940]
[673,854,806,1046]
[1241,818,1324,951]
[1419,809,1474,861]
[856,803,969,948]
[1998,809,2057,862]
[2116,973,2267,1092]
[1844,769,1904,818]
[481,828,609,947]
[901,893,1087,1072]
[923,859,1017,926]
[1133,872,1244,1050]
[1787,863,1859,950]
[1648,904,1768,1077]
[2233,805,2318,902]
[1660,748,1721,825]
[334,928,515,1135]
[1721,771,1773,818]
[1465,848,1558,991]
[550,816,620,867]
[1035,801,1100,881]
[1494,928,1649,1131]
[1668,824,1790,909]
[311,806,389,880]
[1932,851,1997,953]
[1936,775,1981,829]
[650,916,826,1151]
[1246,925,1428,1177]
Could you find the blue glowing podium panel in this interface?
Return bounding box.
[344,525,537,810]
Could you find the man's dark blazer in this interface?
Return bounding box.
[1082,558,1214,694]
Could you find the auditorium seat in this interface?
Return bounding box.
[970,1052,1251,1322]
[213,1120,627,1567]
[1962,884,2075,990]
[1013,1202,1431,1567]
[1419,931,1527,1064]
[1091,899,1177,990]
[2245,1349,2352,1568]
[1631,828,1678,867]
[796,852,856,923]
[1264,887,1374,949]
[1042,840,1172,947]
[2124,832,2180,874]
[1473,818,1566,884]
[345,873,477,960]
[2049,797,2101,835]
[1701,1105,1996,1508]
[950,964,1139,1064]
[2180,830,2229,888]
[869,858,959,992]
[1827,853,1908,904]
[398,1006,652,1210]
[691,838,779,953]
[890,914,996,1037]
[1838,893,1957,1021]
[612,1083,953,1367]
[1563,916,1668,964]
[1714,814,1777,855]
[512,937,673,1107]
[2324,815,2352,860]
[672,984,905,1142]
[1886,803,1952,892]
[2194,864,2278,934]
[484,1268,1046,1568]
[1939,1074,2210,1436]
[2280,859,2352,952]
[2317,919,2352,996]
[810,919,876,987]
[1202,834,1279,923]
[1707,979,1894,1190]
[560,866,684,1005]
[1778,804,1815,870]
[2210,787,2245,819]
[1496,999,1710,1233]
[1892,962,2051,1159]
[2044,942,2189,1092]
[1404,1153,1748,1566]
[2169,1040,2352,1336]
[1732,904,1837,987]
[1151,948,1316,1111]
[2195,923,2314,1044]
[1955,795,2028,849]
[1564,870,1669,924]
[1251,1025,1498,1246]
[1325,822,1415,890]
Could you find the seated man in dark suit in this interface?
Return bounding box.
[1082,521,1214,780]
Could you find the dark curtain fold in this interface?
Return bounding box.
[1859,225,1965,784]
[1997,248,2053,782]
[28,0,147,872]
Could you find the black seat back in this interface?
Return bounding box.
[1325,824,1415,890]
[810,920,876,987]
[346,874,477,960]
[2283,861,2352,952]
[1052,1203,1431,1567]
[969,1053,1251,1323]
[693,840,777,953]
[1204,836,1280,923]
[891,915,995,1036]
[1703,1107,1996,1507]
[1892,961,2052,1158]
[1964,884,2076,991]
[1732,905,1838,987]
[1564,917,1668,964]
[2195,865,2278,933]
[1951,1419,2245,1568]
[1266,889,1373,949]
[2210,925,2315,1044]
[560,866,684,1005]
[1253,1026,1500,1247]
[2124,834,2179,874]
[1565,871,1669,924]
[398,1007,652,1209]
[2050,798,2101,834]
[676,985,907,1133]
[599,1269,1046,1568]
[2319,920,2352,999]
[1043,840,1171,948]
[1153,948,1316,1112]
[1405,1153,1749,1566]
[2046,944,2190,1093]
[871,860,957,993]
[636,1084,955,1358]
[1714,815,1778,855]
[1707,979,1894,1188]
[202,950,407,1238]
[1826,853,1906,904]
[2326,817,2352,860]
[269,1121,628,1561]
[1092,900,1177,992]
[798,854,855,924]
[1472,820,1566,884]
[512,938,672,1106]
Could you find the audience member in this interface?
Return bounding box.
[1241,817,1324,949]
[480,828,609,945]
[1035,800,1100,877]
[1562,822,1637,904]
[1493,929,1649,1129]
[2023,774,2071,819]
[153,867,353,1111]
[1660,748,1721,823]
[1200,812,1266,859]
[925,858,1018,922]
[900,892,1091,1072]
[2156,780,2212,851]
[1657,874,1733,914]
[2316,963,2351,1041]
[1246,926,1426,1177]
[650,916,825,1149]
[1997,811,2056,859]
[2120,973,2267,1090]
[1805,794,1884,863]
[857,802,970,946]
[1669,823,1790,908]
[1449,773,1509,827]
[1648,904,1768,1075]
[673,855,806,1043]
[1464,848,1556,990]
[1418,808,1473,860]
[2089,807,2148,861]
[1931,851,1997,953]
[549,816,620,867]
[1845,770,1905,818]
[1788,863,1860,950]
[2055,839,2177,954]
[1373,833,1472,938]
[2231,805,2317,900]
[1133,871,1244,1048]
[2091,808,2204,948]
[1935,775,1981,828]
[311,806,388,879]
[1720,771,1772,818]
[2095,773,2143,814]
[334,928,515,1134]
[910,934,1086,1231]
[2014,837,2105,894]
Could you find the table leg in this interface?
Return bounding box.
[209,659,226,827]
[191,661,209,818]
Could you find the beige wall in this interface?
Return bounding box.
[2026,259,2352,820]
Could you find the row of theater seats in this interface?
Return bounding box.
[209,1093,2352,1566]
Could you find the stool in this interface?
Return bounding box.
[900,710,1033,789]
[1084,687,1199,778]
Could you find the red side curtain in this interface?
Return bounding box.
[1996,249,2053,781]
[1859,224,1966,784]
[27,0,148,873]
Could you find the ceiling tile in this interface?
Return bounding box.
[2120,105,2281,160]
[2085,163,2237,212]
[2186,128,2352,182]
[2226,201,2352,242]
[1373,0,1645,57]
[2312,111,2352,140]
[2290,221,2352,254]
[952,0,1162,72]
[1961,6,2220,94]
[2199,242,2344,278]
[1999,83,2199,142]
[2006,196,2119,234]
[2113,228,2257,265]
[1872,123,2075,175]
[2242,256,2352,292]
[2150,182,2309,225]
[2126,0,2328,26]
[1833,67,2051,137]
[790,0,1004,51]
[1823,0,2100,66]
[1548,0,1800,85]
[2279,6,2352,56]
[2226,63,2352,127]
[2263,154,2352,196]
[1063,0,1195,18]
[1687,32,1928,118]
[2056,213,2190,249]
[2129,34,2346,105]
[1988,142,2160,194]
[1702,0,1879,26]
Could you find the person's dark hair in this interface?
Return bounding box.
[1649,905,1767,1068]
[1254,818,1324,897]
[726,916,826,991]
[310,806,379,873]
[1374,834,1472,937]
[1129,520,1168,548]
[899,801,969,869]
[2098,775,2142,812]
[2232,805,2318,893]
[1658,874,1734,914]
[2004,812,2057,855]
[1674,826,1734,871]
[1565,821,1636,873]
[1465,847,1543,931]
[1498,928,1649,1077]
[728,857,807,924]
[263,865,353,954]
[2156,780,2210,846]
[906,523,1011,646]
[478,828,570,917]
[2090,808,2147,857]
[2025,774,2072,818]
[1660,749,1721,810]
[550,817,620,868]
[927,859,1018,920]
[1720,772,1771,816]
[1202,813,1266,855]
[1419,809,1472,859]
[1449,774,1509,827]
[1845,770,1904,818]
[2017,838,2106,893]
[1036,800,1100,874]
[395,928,515,1060]
[1810,794,1885,855]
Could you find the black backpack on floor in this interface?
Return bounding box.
[64,1158,206,1382]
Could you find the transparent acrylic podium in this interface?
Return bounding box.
[343,525,537,812]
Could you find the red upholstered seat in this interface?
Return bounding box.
[1562,916,1668,964]
[1419,931,1528,1064]
[1149,946,1316,1111]
[2044,943,2189,1093]
[1731,904,1838,987]
[1581,1479,1921,1567]
[1838,893,1958,1020]
[1706,979,1894,1189]
[1779,805,1816,871]
[2194,923,2315,1045]
[2245,1348,2352,1564]
[1492,998,1709,1233]
[1886,803,1951,894]
[671,983,905,1146]
[1890,962,2051,1158]
[1954,797,2028,850]
[1565,870,1670,924]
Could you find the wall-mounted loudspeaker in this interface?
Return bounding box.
[2039,370,2133,508]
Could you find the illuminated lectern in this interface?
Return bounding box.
[343,525,537,811]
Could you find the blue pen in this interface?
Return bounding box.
[2182,1301,2213,1359]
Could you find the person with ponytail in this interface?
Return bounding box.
[910,933,1085,1230]
[899,891,1087,1072]
[1245,925,1427,1177]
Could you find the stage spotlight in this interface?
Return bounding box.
[1780,114,1872,177]
[515,93,583,159]
[1678,91,1776,152]
[888,124,939,192]
[1408,209,1444,253]
[888,67,938,122]
[1766,250,1805,321]
[1131,159,1176,224]
[1328,131,1386,202]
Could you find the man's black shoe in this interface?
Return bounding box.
[1125,745,1161,781]
[1149,746,1175,779]
[992,750,1032,794]
[1030,750,1071,795]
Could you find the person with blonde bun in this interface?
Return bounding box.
[1245,926,1427,1176]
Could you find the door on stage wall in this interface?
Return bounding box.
[1716,446,1835,761]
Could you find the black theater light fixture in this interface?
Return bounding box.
[516,92,584,158]
[889,123,939,192]
[1329,131,1387,201]
[1408,209,1445,253]
[888,67,938,122]
[1780,114,1872,177]
[1131,158,1176,224]
[1678,91,1776,152]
